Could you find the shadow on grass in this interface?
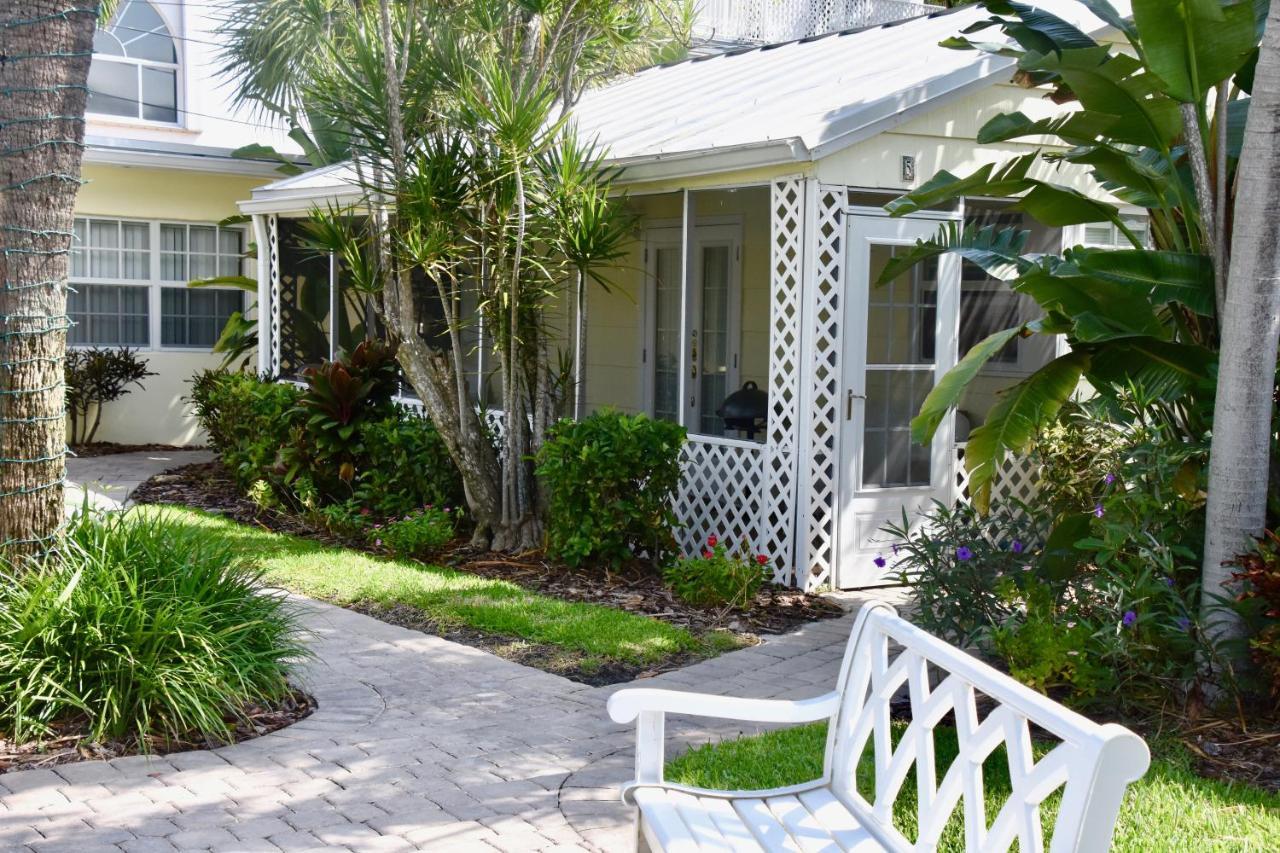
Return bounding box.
[144,506,713,666]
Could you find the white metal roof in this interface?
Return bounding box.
[572,0,1125,178]
[242,0,1128,210]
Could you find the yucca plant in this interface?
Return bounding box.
[0,508,308,745]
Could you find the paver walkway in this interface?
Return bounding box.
[0,452,898,852]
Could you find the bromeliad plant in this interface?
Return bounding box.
[664,536,771,610]
[879,0,1264,510]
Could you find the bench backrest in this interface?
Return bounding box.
[823,603,1149,853]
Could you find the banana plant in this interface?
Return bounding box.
[880,0,1262,510]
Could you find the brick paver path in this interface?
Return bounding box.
[0,453,890,852]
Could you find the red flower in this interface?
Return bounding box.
[702,549,714,559]
[756,554,769,566]
[707,535,718,548]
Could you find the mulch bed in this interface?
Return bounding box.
[131,460,845,684]
[0,689,315,775]
[1182,718,1280,793]
[70,442,205,457]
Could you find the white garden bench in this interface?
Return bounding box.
[608,602,1150,852]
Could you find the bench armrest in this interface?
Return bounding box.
[608,688,840,725]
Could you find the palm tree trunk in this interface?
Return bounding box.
[1200,3,1280,646]
[0,2,97,555]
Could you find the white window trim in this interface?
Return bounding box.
[87,0,185,129]
[70,217,249,353]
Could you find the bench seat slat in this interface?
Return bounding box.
[733,797,804,851]
[797,789,883,852]
[764,794,844,853]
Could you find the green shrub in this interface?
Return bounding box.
[664,536,769,608]
[373,506,458,558]
[536,410,686,570]
[355,411,463,516]
[885,397,1210,713]
[189,365,462,517]
[188,369,302,490]
[0,509,306,744]
[882,499,1046,647]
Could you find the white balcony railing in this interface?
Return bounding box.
[693,0,934,45]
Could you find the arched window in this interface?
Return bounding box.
[87,0,179,123]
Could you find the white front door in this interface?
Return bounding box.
[838,212,961,588]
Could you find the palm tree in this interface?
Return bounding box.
[0,1,106,555]
[1202,2,1280,642]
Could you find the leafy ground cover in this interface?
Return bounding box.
[153,507,746,684]
[666,722,1280,852]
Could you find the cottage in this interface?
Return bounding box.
[237,1,1135,590]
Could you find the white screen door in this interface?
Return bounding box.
[839,213,960,587]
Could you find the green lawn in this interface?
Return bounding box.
[667,722,1280,852]
[149,507,737,667]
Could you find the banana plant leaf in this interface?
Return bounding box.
[874,222,1033,286]
[1132,0,1257,102]
[911,325,1028,444]
[964,351,1091,511]
[1073,248,1215,316]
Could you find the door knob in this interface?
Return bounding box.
[846,389,865,420]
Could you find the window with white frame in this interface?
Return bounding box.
[87,0,180,123]
[70,217,246,349]
[1083,215,1150,248]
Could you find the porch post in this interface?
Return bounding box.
[252,213,272,377]
[327,252,339,362]
[760,178,806,585]
[795,183,847,591]
[267,214,281,377]
[677,189,692,429]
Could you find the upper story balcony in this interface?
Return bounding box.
[692,0,937,48]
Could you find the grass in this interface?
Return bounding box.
[667,722,1280,852]
[148,507,738,667]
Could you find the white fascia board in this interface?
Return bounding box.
[84,144,288,177]
[605,137,810,186]
[237,187,375,216]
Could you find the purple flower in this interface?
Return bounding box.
[1093,503,1105,518]
[1122,610,1137,628]
[1163,576,1175,588]
[1010,540,1024,554]
[955,546,973,561]
[1105,473,1116,485]
[891,543,900,556]
[1175,616,1191,632]
[873,555,887,569]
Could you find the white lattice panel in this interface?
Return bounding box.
[267,214,282,377]
[674,437,767,559]
[954,443,1040,509]
[759,179,805,584]
[798,185,846,590]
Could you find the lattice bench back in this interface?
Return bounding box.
[824,603,1149,853]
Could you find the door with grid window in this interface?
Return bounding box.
[838,212,961,588]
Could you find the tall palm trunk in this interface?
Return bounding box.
[0,2,97,555]
[1201,4,1280,646]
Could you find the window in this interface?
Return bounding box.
[87,0,179,123]
[69,217,246,349]
[1083,215,1150,248]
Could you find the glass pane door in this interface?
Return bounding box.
[862,244,936,488]
[652,245,681,423]
[699,244,732,434]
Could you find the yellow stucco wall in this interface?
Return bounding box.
[71,165,266,446]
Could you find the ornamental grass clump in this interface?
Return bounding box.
[0,508,307,745]
[664,536,770,609]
